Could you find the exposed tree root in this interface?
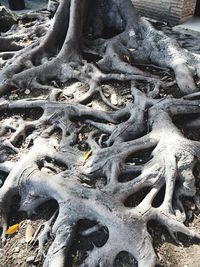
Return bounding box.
[0,93,199,266]
[0,0,200,267]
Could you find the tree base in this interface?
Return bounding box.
[8,0,25,11]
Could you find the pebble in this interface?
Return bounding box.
[14,247,20,253]
[19,237,26,244]
[26,256,35,263]
[104,92,110,97]
[110,93,118,105]
[25,89,30,95]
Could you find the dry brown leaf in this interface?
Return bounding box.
[124,55,130,63]
[25,224,34,243]
[24,38,32,45]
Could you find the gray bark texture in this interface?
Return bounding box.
[0,0,200,266]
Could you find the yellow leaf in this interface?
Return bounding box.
[83,149,92,160]
[6,224,19,235]
[25,224,34,243]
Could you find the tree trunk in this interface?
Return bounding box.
[8,0,25,10]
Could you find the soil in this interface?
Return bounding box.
[0,5,200,267]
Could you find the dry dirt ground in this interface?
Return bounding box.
[0,6,200,267]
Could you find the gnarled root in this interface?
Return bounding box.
[0,93,199,266]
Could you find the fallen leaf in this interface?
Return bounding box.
[124,55,130,63]
[6,224,19,235]
[25,224,34,243]
[83,149,92,160]
[24,38,32,45]
[128,48,135,52]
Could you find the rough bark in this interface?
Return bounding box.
[0,0,200,267]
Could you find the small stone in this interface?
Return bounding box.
[129,29,136,37]
[19,237,26,244]
[26,256,35,263]
[9,94,18,100]
[110,93,118,105]
[25,89,30,95]
[14,247,20,253]
[104,92,110,97]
